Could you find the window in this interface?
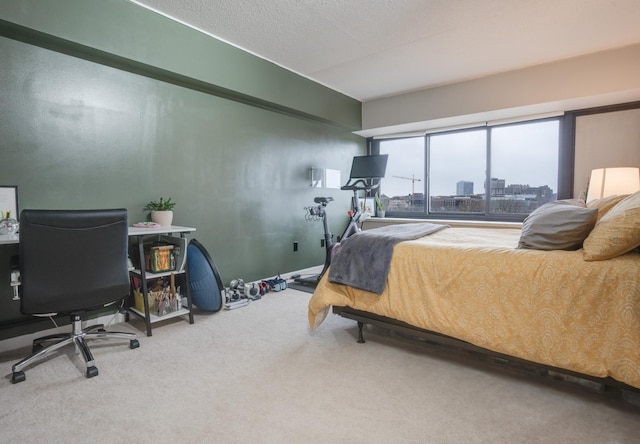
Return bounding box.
[377,117,563,221]
[429,129,486,214]
[489,120,559,215]
[377,137,425,213]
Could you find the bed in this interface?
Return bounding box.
[308,195,640,400]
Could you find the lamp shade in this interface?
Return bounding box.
[586,167,640,202]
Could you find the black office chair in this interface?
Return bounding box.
[11,209,139,384]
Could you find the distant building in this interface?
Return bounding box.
[486,178,506,196]
[431,195,479,212]
[392,177,555,214]
[505,183,554,199]
[456,181,474,196]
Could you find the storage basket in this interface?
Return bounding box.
[133,288,181,316]
[145,245,174,273]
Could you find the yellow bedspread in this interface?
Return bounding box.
[309,227,640,389]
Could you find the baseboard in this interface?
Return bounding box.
[1,266,324,354]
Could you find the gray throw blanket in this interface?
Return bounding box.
[328,223,448,294]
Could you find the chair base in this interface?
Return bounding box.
[11,313,139,383]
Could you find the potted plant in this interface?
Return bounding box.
[144,197,176,227]
[375,193,386,218]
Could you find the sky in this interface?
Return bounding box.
[379,120,559,198]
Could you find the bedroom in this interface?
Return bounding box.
[1,0,640,290]
[1,0,640,441]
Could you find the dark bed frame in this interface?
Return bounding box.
[333,305,640,407]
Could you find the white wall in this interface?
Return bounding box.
[359,43,640,197]
[574,108,640,196]
[359,43,640,138]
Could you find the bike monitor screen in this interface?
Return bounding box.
[348,154,388,179]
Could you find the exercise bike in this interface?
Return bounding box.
[295,188,368,287]
[294,154,388,288]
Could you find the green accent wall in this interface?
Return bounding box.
[0,0,361,130]
[0,0,364,297]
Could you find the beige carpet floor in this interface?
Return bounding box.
[1,286,639,444]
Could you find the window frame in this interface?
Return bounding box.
[371,115,571,222]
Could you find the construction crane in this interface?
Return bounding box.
[393,174,422,205]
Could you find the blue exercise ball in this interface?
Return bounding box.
[186,239,223,312]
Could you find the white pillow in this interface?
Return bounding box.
[518,199,597,251]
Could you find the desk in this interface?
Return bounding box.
[0,234,19,245]
[0,226,196,338]
[0,240,22,337]
[1,226,196,242]
[128,225,196,238]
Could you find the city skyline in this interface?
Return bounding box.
[382,177,554,199]
[379,120,560,199]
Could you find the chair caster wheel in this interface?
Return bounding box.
[11,371,26,384]
[86,366,99,378]
[130,339,140,349]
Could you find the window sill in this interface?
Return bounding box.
[363,216,522,230]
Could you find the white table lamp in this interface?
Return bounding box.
[586,167,640,202]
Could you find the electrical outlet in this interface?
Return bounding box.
[293,241,298,252]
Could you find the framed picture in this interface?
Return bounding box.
[0,186,18,220]
[358,197,374,217]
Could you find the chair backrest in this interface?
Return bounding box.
[19,209,130,315]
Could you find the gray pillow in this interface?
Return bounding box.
[518,199,598,251]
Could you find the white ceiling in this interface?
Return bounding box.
[131,0,640,102]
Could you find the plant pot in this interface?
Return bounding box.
[151,210,173,227]
[377,210,386,218]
